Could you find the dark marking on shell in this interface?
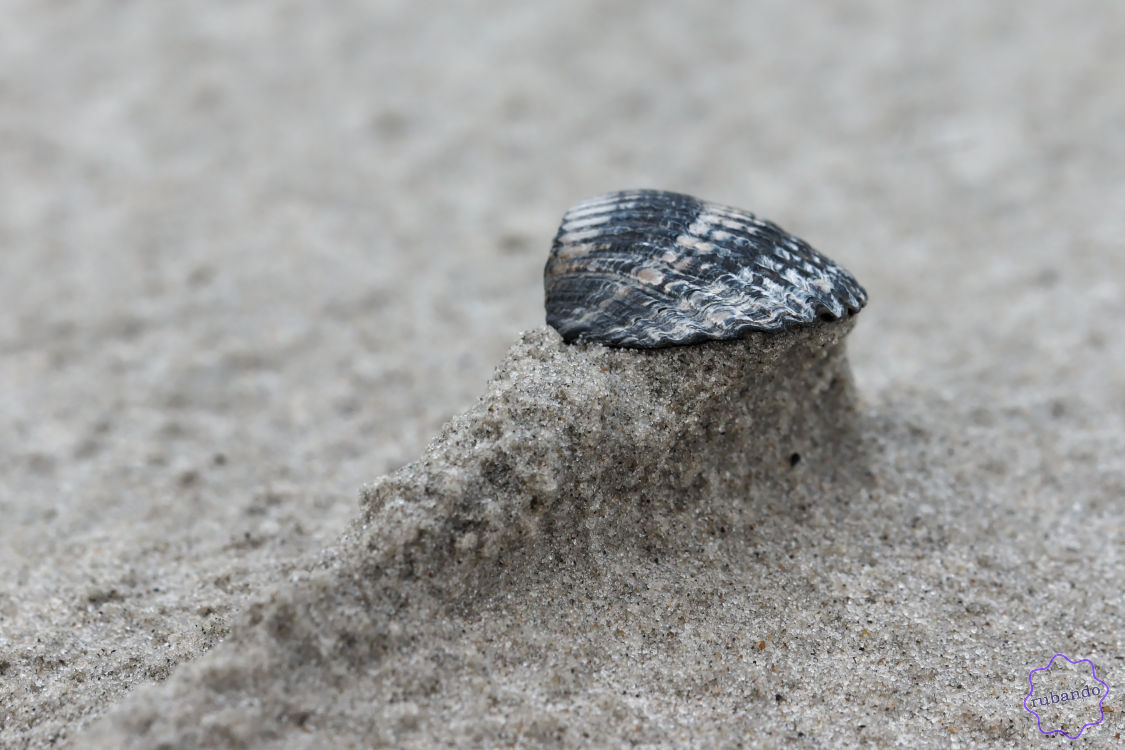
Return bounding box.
[544,190,868,348]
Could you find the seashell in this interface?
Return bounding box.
[544,189,867,348]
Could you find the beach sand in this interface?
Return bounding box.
[2,1,1124,747]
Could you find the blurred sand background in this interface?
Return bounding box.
[2,1,1124,747]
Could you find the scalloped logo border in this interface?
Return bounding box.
[1024,653,1109,740]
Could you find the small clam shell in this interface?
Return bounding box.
[544,190,867,348]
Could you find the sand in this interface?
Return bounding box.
[2,1,1124,748]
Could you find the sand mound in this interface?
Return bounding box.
[84,322,873,747]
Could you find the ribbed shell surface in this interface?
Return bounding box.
[544,190,868,348]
